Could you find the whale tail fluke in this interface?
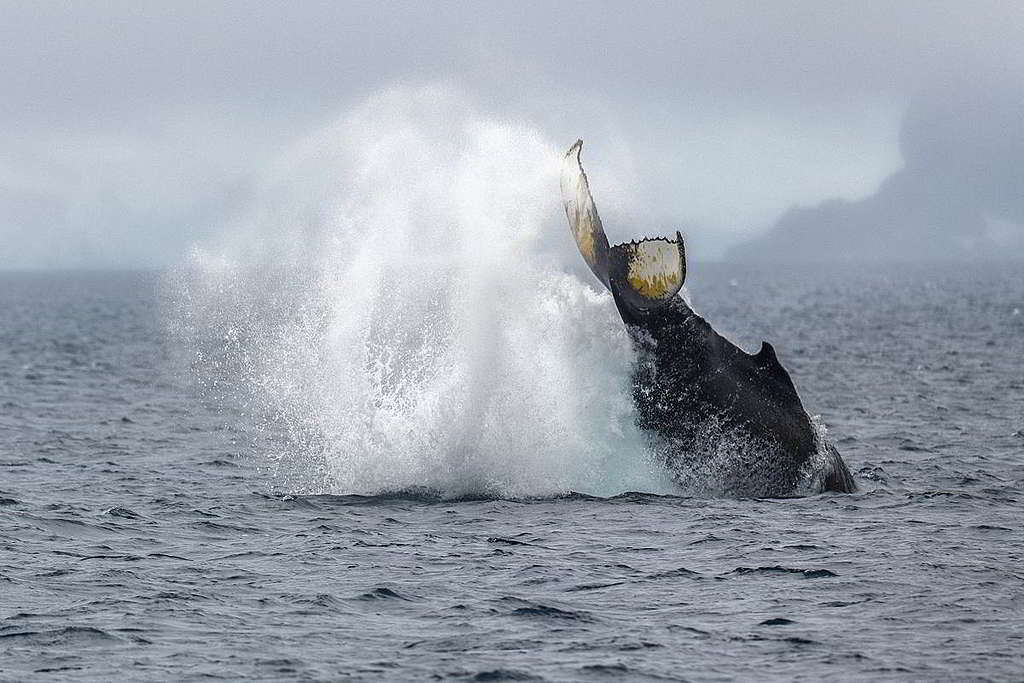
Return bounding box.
[561,140,686,312]
[561,140,612,288]
[608,233,686,313]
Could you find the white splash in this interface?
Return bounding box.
[166,84,674,498]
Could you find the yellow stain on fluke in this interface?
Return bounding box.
[566,193,598,267]
[627,270,679,299]
[624,239,684,300]
[577,215,598,266]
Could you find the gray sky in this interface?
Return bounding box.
[2,1,1022,268]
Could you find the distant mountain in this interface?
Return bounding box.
[727,81,1024,262]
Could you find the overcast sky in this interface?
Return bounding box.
[2,1,1022,268]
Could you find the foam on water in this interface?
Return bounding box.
[166,85,674,498]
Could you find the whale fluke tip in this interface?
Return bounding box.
[565,139,584,163]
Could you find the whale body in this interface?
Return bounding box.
[561,140,855,497]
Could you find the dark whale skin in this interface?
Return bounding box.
[562,139,856,497]
[613,288,856,497]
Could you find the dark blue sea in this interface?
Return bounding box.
[2,263,1023,681]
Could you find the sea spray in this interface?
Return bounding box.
[165,85,675,497]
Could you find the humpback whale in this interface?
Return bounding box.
[561,140,856,497]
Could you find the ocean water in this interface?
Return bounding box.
[2,263,1023,681]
